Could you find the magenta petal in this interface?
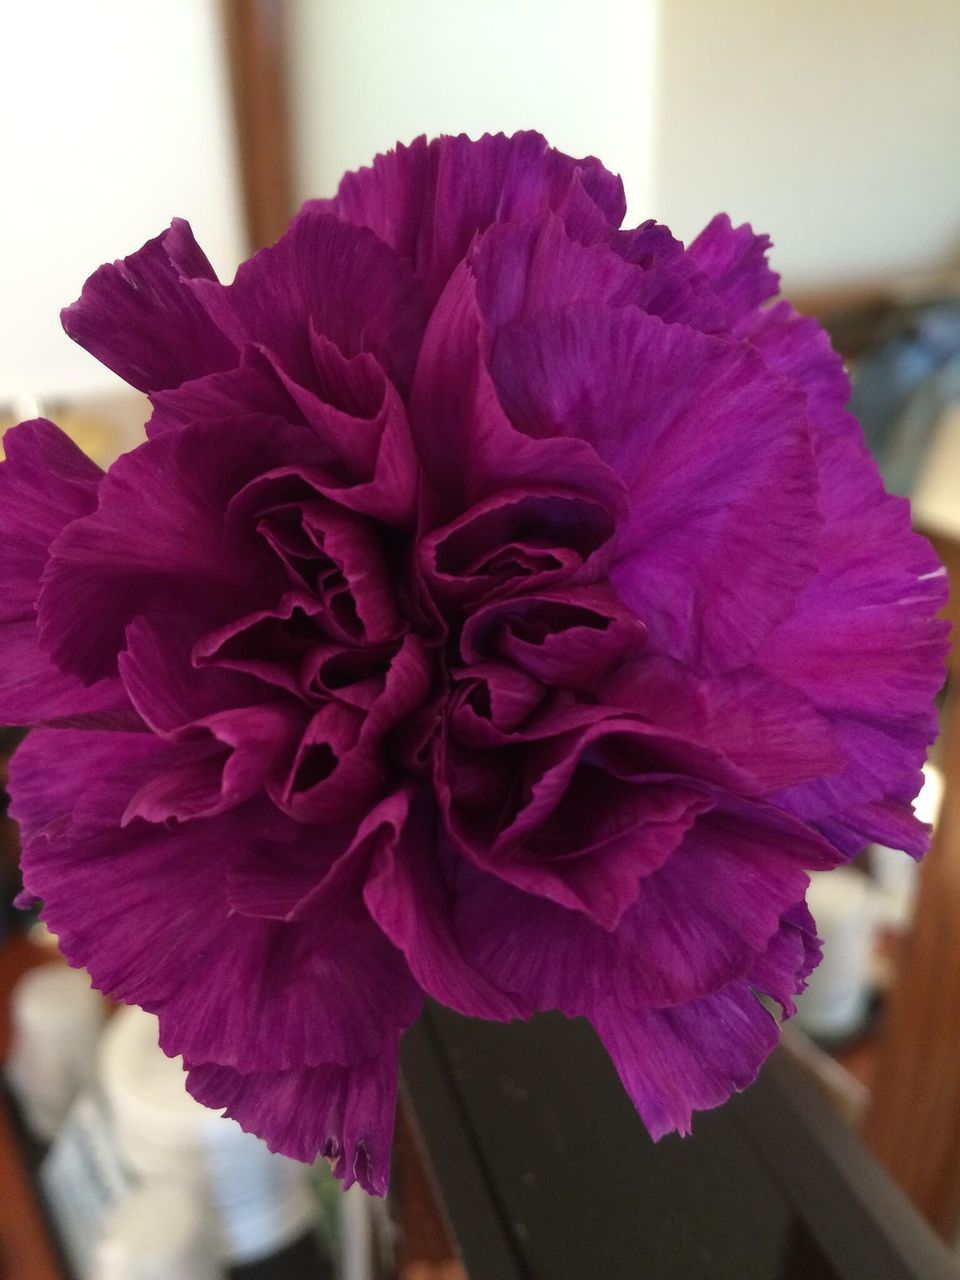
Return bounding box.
[611,221,728,332]
[600,657,844,794]
[121,613,279,732]
[147,333,418,526]
[147,344,302,437]
[316,131,625,303]
[14,730,421,1073]
[410,263,627,524]
[186,1043,400,1196]
[0,419,102,615]
[363,789,530,1020]
[766,425,947,846]
[193,211,426,393]
[0,618,132,727]
[490,304,821,668]
[419,488,619,606]
[39,416,328,683]
[740,298,852,422]
[228,791,408,922]
[449,663,546,734]
[453,798,836,1013]
[9,729,158,846]
[817,798,931,861]
[686,213,779,323]
[461,586,646,690]
[592,908,817,1141]
[272,636,432,821]
[592,982,778,1141]
[442,720,713,929]
[193,593,329,697]
[471,216,645,332]
[749,900,822,1017]
[153,884,421,1073]
[124,705,304,823]
[612,802,835,1005]
[61,219,237,393]
[0,421,128,723]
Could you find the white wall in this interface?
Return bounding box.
[7,0,957,407]
[650,0,960,290]
[288,0,960,294]
[288,0,659,220]
[0,0,245,401]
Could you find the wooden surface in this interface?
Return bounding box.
[393,1101,464,1278]
[863,531,960,1239]
[863,682,960,1239]
[929,532,960,677]
[0,936,65,1280]
[221,0,294,252]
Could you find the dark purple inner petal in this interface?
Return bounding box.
[421,490,616,607]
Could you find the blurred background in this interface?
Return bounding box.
[1,2,960,1278]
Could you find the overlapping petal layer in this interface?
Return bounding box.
[3,131,946,1193]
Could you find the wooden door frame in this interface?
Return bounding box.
[220,0,294,253]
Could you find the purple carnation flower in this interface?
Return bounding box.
[1,132,947,1194]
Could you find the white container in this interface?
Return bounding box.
[99,1007,317,1265]
[5,963,107,1141]
[795,869,879,1042]
[869,842,920,931]
[91,1179,222,1280]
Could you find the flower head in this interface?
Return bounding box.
[2,133,946,1193]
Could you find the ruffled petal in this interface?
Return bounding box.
[749,899,821,1017]
[12,731,421,1073]
[316,131,626,303]
[0,419,102,613]
[192,211,426,394]
[471,216,645,331]
[489,304,821,669]
[455,870,820,1141]
[271,636,432,822]
[38,416,330,683]
[766,423,948,845]
[185,1043,400,1196]
[441,716,715,930]
[418,488,619,608]
[120,613,280,732]
[410,264,626,526]
[740,298,852,423]
[591,981,777,1141]
[61,219,237,392]
[0,420,128,723]
[150,339,418,527]
[816,798,931,860]
[599,655,844,794]
[362,788,528,1020]
[611,220,728,331]
[454,798,836,1012]
[123,705,304,823]
[686,214,779,324]
[594,904,819,1141]
[461,585,646,690]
